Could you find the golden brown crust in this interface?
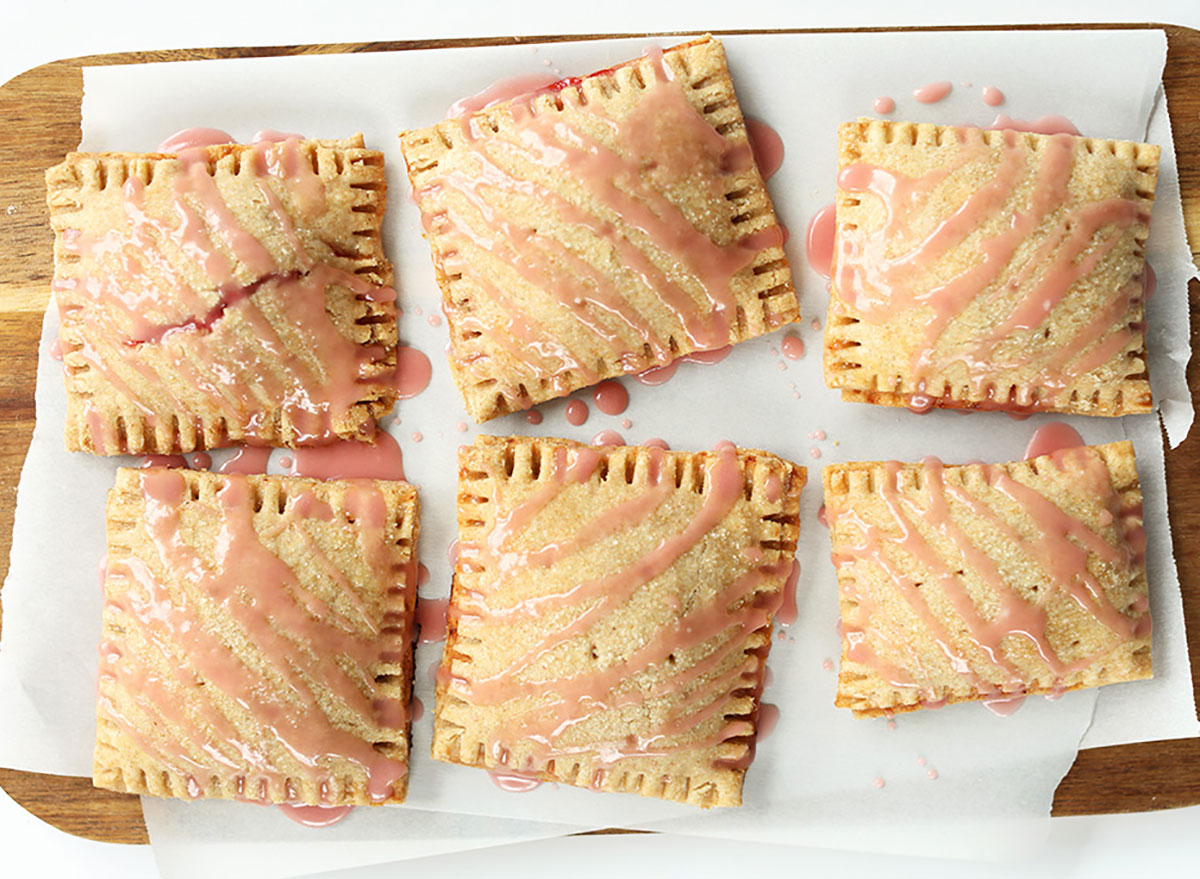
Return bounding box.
[46,136,397,453]
[94,468,418,805]
[825,119,1158,417]
[401,36,798,422]
[433,436,805,807]
[824,442,1151,717]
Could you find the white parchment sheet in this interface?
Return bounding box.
[0,29,1195,878]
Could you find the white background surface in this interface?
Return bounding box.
[2,1,1199,877]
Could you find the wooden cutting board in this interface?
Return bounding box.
[0,24,1197,846]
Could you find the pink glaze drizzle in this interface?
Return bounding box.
[157,128,235,152]
[446,73,562,118]
[100,469,410,803]
[632,345,733,387]
[744,118,785,180]
[1023,422,1084,460]
[805,204,837,279]
[913,81,953,104]
[487,770,543,793]
[283,431,406,481]
[756,703,780,740]
[219,446,272,475]
[591,430,625,446]
[416,596,450,643]
[394,347,433,400]
[277,804,354,827]
[987,114,1079,135]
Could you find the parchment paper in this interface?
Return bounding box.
[0,28,1195,878]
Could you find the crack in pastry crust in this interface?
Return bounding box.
[401,35,798,423]
[46,136,398,454]
[824,442,1151,717]
[94,468,418,805]
[433,435,805,807]
[824,119,1158,416]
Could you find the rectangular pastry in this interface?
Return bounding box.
[95,467,419,805]
[46,135,397,454]
[434,436,805,807]
[400,35,798,422]
[824,442,1151,717]
[825,119,1159,416]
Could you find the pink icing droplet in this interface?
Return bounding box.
[982,85,1005,107]
[806,202,835,278]
[411,696,425,722]
[426,313,443,327]
[591,430,625,446]
[620,418,632,429]
[592,380,629,416]
[394,346,432,400]
[744,117,785,180]
[277,804,354,828]
[886,719,897,731]
[417,563,430,588]
[821,658,834,672]
[873,776,886,789]
[873,96,896,115]
[455,422,468,433]
[250,130,303,144]
[907,393,936,414]
[781,334,806,360]
[917,756,927,767]
[644,438,670,450]
[808,429,826,440]
[190,453,212,470]
[410,432,423,443]
[447,539,459,566]
[913,81,953,104]
[810,318,821,331]
[927,768,939,780]
[564,399,589,426]
[809,447,822,459]
[524,409,543,425]
[49,338,65,361]
[817,504,828,528]
[757,703,781,740]
[1143,263,1157,301]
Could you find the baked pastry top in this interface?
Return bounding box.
[46,135,397,454]
[433,436,805,808]
[825,119,1159,416]
[824,442,1151,717]
[95,467,418,805]
[400,35,798,423]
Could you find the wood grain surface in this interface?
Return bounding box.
[0,25,1197,846]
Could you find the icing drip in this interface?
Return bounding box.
[417,51,776,403]
[835,128,1149,409]
[99,470,410,803]
[829,450,1149,706]
[60,137,394,450]
[448,444,786,777]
